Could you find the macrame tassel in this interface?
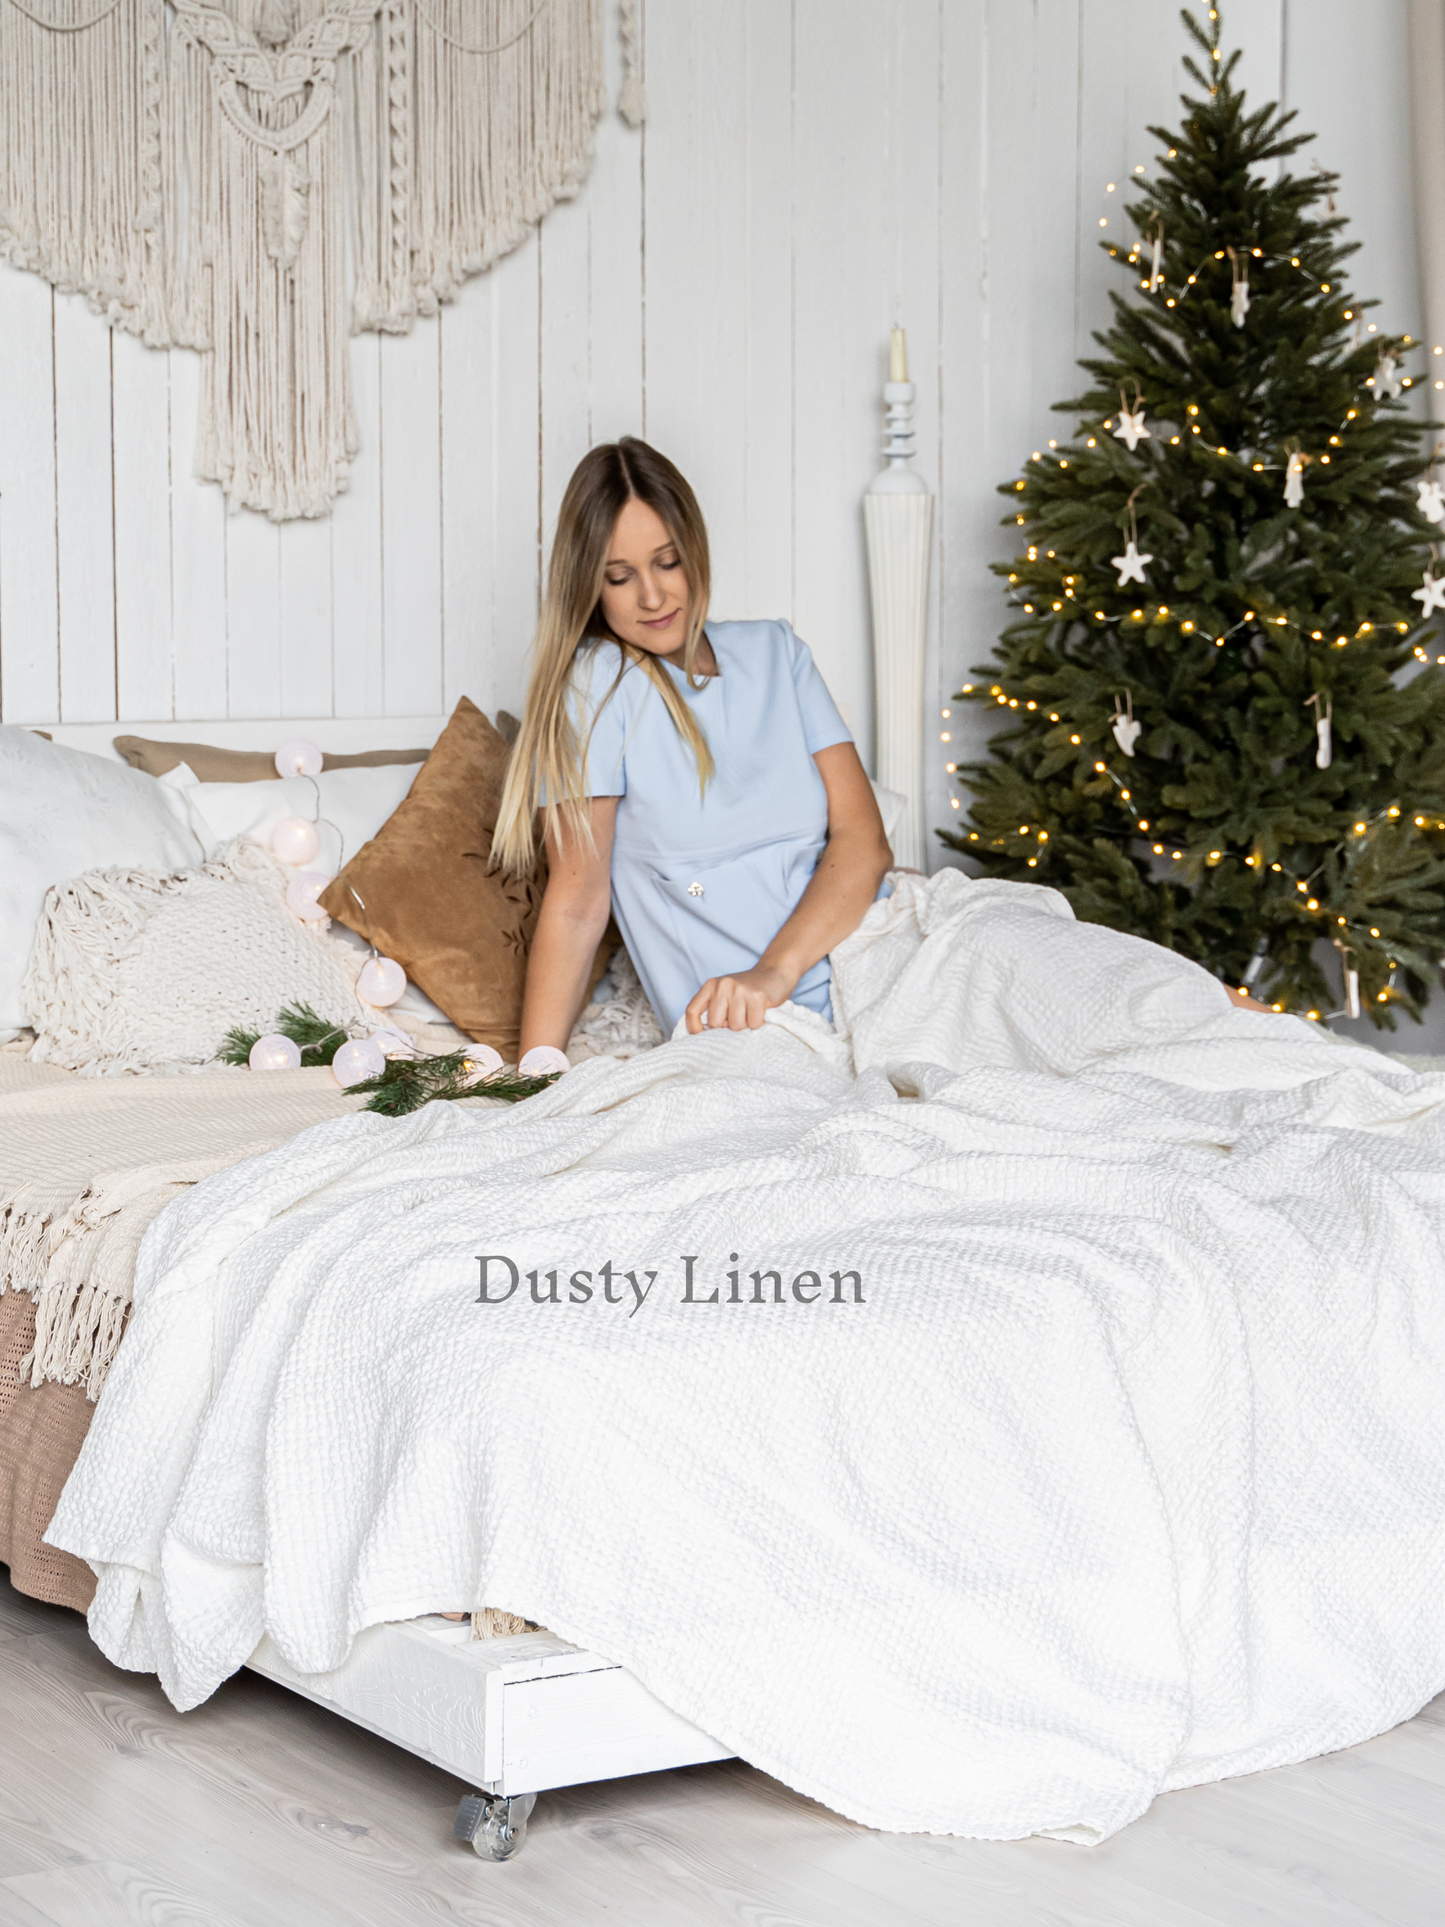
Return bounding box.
[404,0,607,313]
[378,0,416,328]
[171,0,377,518]
[0,0,172,343]
[618,0,645,127]
[1,0,611,518]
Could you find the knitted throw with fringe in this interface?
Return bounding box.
[0,0,643,519]
[0,1049,371,1397]
[22,837,371,1077]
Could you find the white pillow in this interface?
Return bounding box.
[170,761,422,872]
[0,727,202,1035]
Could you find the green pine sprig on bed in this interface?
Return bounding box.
[218,1001,350,1069]
[222,1002,354,1079]
[345,1050,562,1116]
[219,1005,562,1116]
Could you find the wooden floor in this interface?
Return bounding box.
[2,1573,1442,1927]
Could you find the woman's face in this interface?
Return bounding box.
[599,498,689,661]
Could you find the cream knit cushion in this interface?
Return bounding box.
[567,948,664,1062]
[22,841,369,1077]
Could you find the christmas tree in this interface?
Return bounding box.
[941,4,1445,1027]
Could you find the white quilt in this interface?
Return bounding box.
[48,874,1445,1842]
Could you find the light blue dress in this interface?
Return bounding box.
[565,618,853,1034]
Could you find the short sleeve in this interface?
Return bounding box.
[539,644,630,802]
[785,625,853,755]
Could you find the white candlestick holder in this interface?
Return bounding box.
[865,378,933,871]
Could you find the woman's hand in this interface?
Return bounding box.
[685,962,796,1033]
[683,744,891,1038]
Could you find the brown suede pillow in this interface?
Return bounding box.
[319,697,605,1059]
[114,736,431,782]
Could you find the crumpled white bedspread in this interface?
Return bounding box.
[48,874,1445,1842]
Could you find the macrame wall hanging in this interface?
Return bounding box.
[0,0,644,519]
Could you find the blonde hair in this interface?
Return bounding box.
[493,437,715,873]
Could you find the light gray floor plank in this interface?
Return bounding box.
[0,1893,64,1927]
[2,1570,1442,1927]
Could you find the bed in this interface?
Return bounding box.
[9,711,1445,1859]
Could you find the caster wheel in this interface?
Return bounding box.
[454,1791,536,1861]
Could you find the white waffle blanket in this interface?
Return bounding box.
[49,874,1445,1842]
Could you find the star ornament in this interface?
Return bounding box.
[1413,570,1445,618]
[1112,408,1152,452]
[1111,540,1153,586]
[1418,479,1445,525]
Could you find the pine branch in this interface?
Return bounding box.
[218,1007,562,1113]
[274,1002,353,1067]
[347,1051,562,1117]
[217,1025,261,1067]
[216,1004,354,1068]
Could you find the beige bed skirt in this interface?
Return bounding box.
[0,1288,96,1613]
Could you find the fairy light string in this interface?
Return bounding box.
[951,28,1445,1021]
[947,714,1438,1015]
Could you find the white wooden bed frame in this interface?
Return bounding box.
[26,713,743,1860]
[251,1620,733,1857]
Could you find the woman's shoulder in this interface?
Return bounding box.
[707,616,810,670]
[570,638,645,711]
[710,617,849,749]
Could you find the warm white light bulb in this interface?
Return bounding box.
[331,1037,387,1088]
[275,738,324,778]
[249,1033,302,1072]
[271,816,321,865]
[356,956,407,1007]
[460,1046,504,1086]
[285,870,332,921]
[519,1046,570,1078]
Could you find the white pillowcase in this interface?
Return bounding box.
[0,727,202,1036]
[168,761,422,873]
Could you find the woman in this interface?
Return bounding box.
[495,438,894,1061]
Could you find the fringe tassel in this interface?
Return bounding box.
[0,1155,237,1400]
[471,1607,541,1639]
[0,0,614,520]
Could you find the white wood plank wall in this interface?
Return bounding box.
[0,0,1420,864]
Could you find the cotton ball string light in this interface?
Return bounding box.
[285,870,332,921]
[331,1036,387,1088]
[356,955,407,1006]
[460,1046,504,1085]
[271,815,321,865]
[275,738,324,778]
[519,1045,570,1078]
[368,1025,414,1058]
[249,1033,302,1072]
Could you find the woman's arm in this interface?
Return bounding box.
[518,797,618,1057]
[684,742,892,1034]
